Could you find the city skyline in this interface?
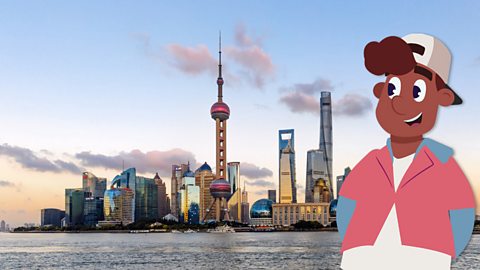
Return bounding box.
[1,2,480,227]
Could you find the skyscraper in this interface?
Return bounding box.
[336,167,351,199]
[171,164,189,219]
[110,168,137,222]
[83,197,104,226]
[227,162,240,194]
[195,162,215,222]
[154,173,169,218]
[279,129,296,203]
[104,187,134,225]
[135,176,158,221]
[305,149,329,203]
[179,167,200,224]
[227,161,242,222]
[268,189,277,203]
[205,35,232,222]
[65,188,86,226]
[1,220,6,232]
[41,208,65,227]
[82,172,107,198]
[319,91,333,197]
[241,184,250,224]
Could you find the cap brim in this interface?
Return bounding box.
[445,84,462,105]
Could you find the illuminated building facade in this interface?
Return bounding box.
[195,162,215,222]
[279,129,296,203]
[305,149,329,203]
[272,202,330,226]
[104,188,134,225]
[179,168,200,224]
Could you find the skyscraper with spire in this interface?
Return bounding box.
[205,33,232,222]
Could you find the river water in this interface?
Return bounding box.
[0,232,478,269]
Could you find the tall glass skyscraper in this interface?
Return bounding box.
[227,162,240,195]
[195,162,215,222]
[82,172,106,198]
[179,168,200,224]
[135,176,158,221]
[65,188,86,226]
[104,188,134,225]
[319,91,333,198]
[110,168,137,222]
[305,149,329,203]
[279,129,296,203]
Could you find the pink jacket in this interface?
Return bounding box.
[339,140,475,257]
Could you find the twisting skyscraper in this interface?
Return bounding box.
[319,91,333,197]
[205,34,232,222]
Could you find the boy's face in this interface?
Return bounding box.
[374,64,454,138]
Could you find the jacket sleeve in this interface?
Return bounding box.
[445,157,476,258]
[337,196,356,241]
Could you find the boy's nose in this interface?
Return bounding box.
[391,96,409,115]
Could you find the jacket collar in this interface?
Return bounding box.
[378,138,454,191]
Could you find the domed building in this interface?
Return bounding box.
[250,198,274,226]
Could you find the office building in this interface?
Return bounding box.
[154,173,169,218]
[305,149,329,203]
[1,220,6,232]
[268,189,276,203]
[171,164,189,219]
[195,162,215,222]
[336,167,351,199]
[104,187,134,225]
[279,129,296,203]
[41,208,65,227]
[179,167,200,224]
[65,188,86,226]
[272,202,330,226]
[82,172,107,198]
[241,185,250,224]
[83,197,104,226]
[227,162,240,195]
[135,176,158,221]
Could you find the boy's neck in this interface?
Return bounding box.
[390,135,423,158]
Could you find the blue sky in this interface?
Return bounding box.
[0,1,479,226]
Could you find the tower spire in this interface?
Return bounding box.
[217,31,223,102]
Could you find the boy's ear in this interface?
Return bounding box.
[438,88,455,107]
[373,82,384,99]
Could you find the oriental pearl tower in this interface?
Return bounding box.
[205,34,232,222]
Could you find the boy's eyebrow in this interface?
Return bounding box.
[414,66,432,81]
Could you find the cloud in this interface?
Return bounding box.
[245,179,275,188]
[160,24,274,89]
[76,148,196,176]
[0,144,82,174]
[279,91,320,115]
[333,93,373,116]
[166,44,217,75]
[279,78,372,117]
[0,180,15,188]
[240,162,273,179]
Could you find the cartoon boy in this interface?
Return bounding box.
[337,34,476,270]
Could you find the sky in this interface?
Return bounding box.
[0,1,479,227]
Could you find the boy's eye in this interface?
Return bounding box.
[387,77,401,99]
[413,79,426,102]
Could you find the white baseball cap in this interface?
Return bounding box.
[402,33,462,105]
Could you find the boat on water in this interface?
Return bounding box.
[171,230,183,234]
[207,225,235,233]
[129,230,150,233]
[184,229,197,234]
